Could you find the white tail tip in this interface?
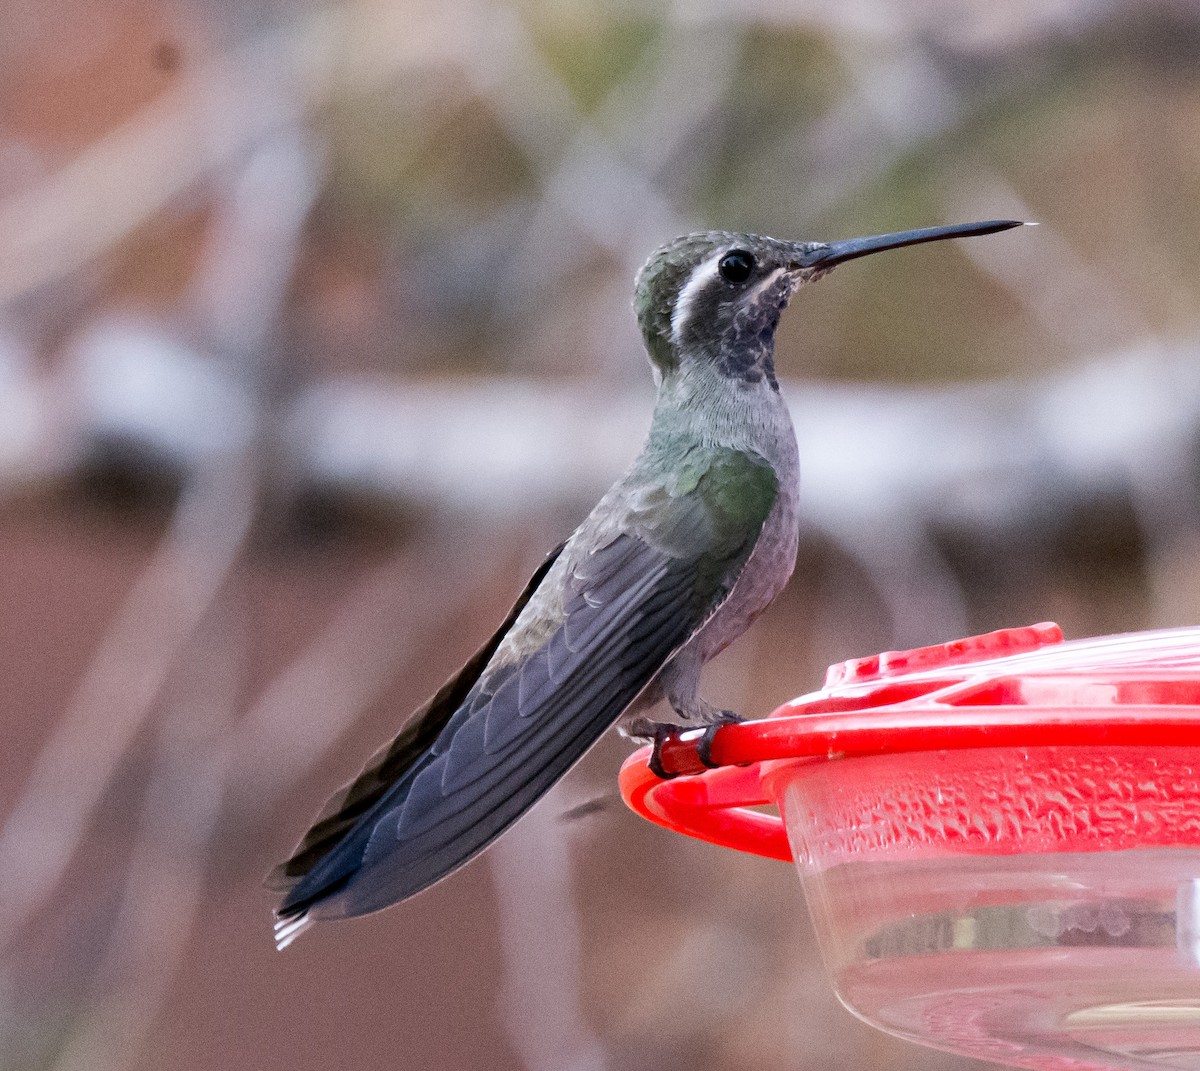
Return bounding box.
[274,912,313,951]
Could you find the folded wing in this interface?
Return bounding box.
[271,446,778,923]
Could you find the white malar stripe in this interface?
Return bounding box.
[749,266,787,303]
[670,252,725,346]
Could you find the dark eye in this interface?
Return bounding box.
[718,250,755,284]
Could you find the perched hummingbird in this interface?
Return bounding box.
[269,219,1023,948]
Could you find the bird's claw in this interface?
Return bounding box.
[648,724,678,780]
[696,711,742,769]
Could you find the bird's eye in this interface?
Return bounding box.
[718,250,755,284]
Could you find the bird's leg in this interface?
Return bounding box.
[663,652,745,770]
[661,650,744,724]
[626,652,745,776]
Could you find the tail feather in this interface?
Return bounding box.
[273,911,314,951]
[266,543,567,901]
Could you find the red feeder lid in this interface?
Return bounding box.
[619,622,1200,862]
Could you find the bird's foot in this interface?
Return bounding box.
[620,715,661,742]
[696,710,743,769]
[623,710,744,778]
[621,716,681,779]
[649,724,678,780]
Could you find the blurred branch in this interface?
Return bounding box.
[0,0,459,304]
[7,338,1200,553]
[228,534,501,815]
[294,344,1200,536]
[491,783,609,1071]
[47,590,244,1071]
[0,130,318,1071]
[0,454,255,953]
[0,0,693,312]
[948,178,1146,355]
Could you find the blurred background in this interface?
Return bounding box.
[4,0,1200,1068]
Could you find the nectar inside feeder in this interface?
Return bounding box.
[620,623,1200,1071]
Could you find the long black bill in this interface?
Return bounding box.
[799,219,1025,269]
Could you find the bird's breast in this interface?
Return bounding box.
[690,401,801,663]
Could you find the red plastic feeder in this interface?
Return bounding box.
[621,623,1200,1071]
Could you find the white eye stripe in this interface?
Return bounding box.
[669,252,724,346]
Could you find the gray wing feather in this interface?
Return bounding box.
[316,535,697,917]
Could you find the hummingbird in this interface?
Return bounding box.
[269,218,1024,948]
